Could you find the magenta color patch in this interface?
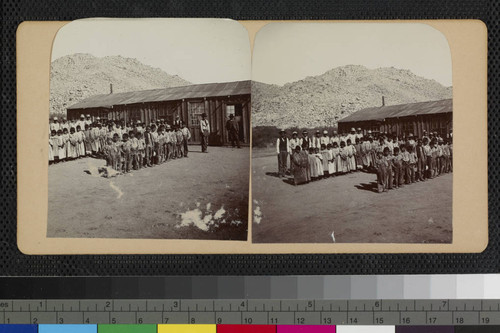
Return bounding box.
[277,325,335,333]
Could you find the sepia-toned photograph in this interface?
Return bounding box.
[47,19,251,240]
[252,23,453,244]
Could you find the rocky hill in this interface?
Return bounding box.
[252,65,452,129]
[50,53,191,116]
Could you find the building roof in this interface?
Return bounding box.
[338,98,452,123]
[68,80,251,110]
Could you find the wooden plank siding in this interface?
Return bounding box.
[68,94,251,146]
[338,112,452,138]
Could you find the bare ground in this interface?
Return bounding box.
[48,147,249,240]
[252,148,452,244]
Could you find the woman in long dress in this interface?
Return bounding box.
[291,146,309,185]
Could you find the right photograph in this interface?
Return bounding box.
[252,22,453,244]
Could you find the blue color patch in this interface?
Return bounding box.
[0,325,38,333]
[39,325,97,333]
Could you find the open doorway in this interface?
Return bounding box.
[226,104,245,143]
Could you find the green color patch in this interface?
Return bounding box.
[98,324,157,333]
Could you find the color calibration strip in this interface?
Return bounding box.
[1,299,500,325]
[1,275,499,299]
[1,325,500,333]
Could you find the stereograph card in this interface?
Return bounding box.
[16,19,488,254]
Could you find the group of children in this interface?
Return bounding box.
[373,136,453,193]
[49,118,192,175]
[281,128,453,190]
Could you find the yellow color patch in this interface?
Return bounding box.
[157,324,216,333]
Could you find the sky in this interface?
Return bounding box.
[252,23,453,87]
[51,18,251,84]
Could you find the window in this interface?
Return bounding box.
[226,105,235,118]
[188,102,205,126]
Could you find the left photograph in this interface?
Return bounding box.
[47,19,251,240]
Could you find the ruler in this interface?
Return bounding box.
[0,299,499,326]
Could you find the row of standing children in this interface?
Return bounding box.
[305,140,361,181]
[282,129,452,188]
[102,124,191,174]
[49,121,192,175]
[374,136,452,193]
[49,126,87,163]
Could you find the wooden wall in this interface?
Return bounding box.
[69,94,251,146]
[338,113,452,138]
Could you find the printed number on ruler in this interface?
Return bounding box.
[0,300,499,325]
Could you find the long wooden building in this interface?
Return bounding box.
[338,99,452,138]
[67,80,251,145]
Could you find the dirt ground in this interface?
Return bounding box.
[252,148,452,244]
[48,146,249,240]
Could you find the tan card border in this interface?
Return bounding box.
[17,19,488,254]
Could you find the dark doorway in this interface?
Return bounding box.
[234,103,244,142]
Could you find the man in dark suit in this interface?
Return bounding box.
[225,114,241,148]
[173,115,183,128]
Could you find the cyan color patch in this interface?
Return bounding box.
[39,324,97,333]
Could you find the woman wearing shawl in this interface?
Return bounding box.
[291,146,309,185]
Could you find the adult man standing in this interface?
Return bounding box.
[225,114,241,148]
[173,115,183,128]
[276,129,290,178]
[200,113,210,153]
[299,130,311,150]
[312,130,321,149]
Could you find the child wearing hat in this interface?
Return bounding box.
[276,129,290,178]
